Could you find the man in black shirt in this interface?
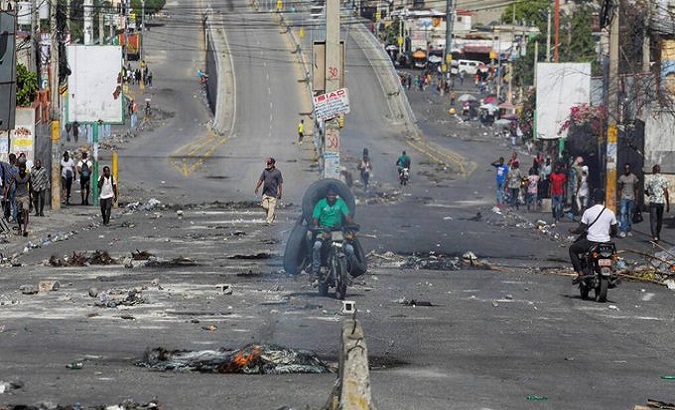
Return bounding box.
[254,157,283,225]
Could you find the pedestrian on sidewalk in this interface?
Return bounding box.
[97,166,118,226]
[491,157,509,206]
[507,161,523,209]
[254,157,283,226]
[618,162,639,238]
[357,152,372,190]
[31,159,49,216]
[526,167,540,212]
[60,151,75,205]
[297,119,304,145]
[6,161,31,236]
[3,153,18,222]
[645,164,669,243]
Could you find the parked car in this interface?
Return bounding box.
[451,59,483,76]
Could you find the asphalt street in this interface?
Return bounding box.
[2,1,675,409]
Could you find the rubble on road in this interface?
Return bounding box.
[0,399,161,410]
[125,198,162,212]
[137,343,334,374]
[0,380,24,394]
[47,251,118,267]
[367,250,493,271]
[132,249,156,260]
[95,289,147,308]
[143,256,198,267]
[226,252,275,260]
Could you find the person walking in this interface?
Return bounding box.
[357,153,373,190]
[254,157,283,226]
[97,166,118,226]
[491,157,509,206]
[297,119,305,145]
[526,167,540,212]
[77,152,93,205]
[6,161,31,236]
[617,162,639,238]
[60,151,75,205]
[576,165,590,216]
[3,153,18,222]
[645,164,669,243]
[549,165,567,223]
[31,159,49,216]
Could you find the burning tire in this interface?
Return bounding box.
[283,224,309,275]
[348,237,367,277]
[302,179,355,225]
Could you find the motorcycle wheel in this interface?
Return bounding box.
[335,255,348,300]
[596,277,608,303]
[348,237,368,277]
[579,283,590,300]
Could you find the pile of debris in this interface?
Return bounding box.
[47,250,118,267]
[125,198,163,212]
[0,399,161,410]
[137,343,334,374]
[95,289,147,308]
[367,251,492,271]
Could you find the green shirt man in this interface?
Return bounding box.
[312,196,351,229]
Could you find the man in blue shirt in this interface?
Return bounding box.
[491,157,509,206]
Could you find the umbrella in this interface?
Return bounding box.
[458,94,477,103]
[480,103,499,114]
[502,113,519,120]
[494,119,512,128]
[484,95,497,104]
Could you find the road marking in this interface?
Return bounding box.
[169,127,231,176]
[406,138,477,178]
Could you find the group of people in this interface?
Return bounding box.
[122,61,153,87]
[0,153,49,236]
[60,151,118,225]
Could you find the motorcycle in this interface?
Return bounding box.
[576,242,620,302]
[398,167,409,185]
[311,225,359,299]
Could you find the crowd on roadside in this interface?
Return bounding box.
[490,151,670,243]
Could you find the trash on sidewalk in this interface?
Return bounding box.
[38,280,60,293]
[95,289,147,308]
[137,344,334,374]
[0,380,24,394]
[47,251,119,267]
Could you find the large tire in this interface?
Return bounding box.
[335,256,348,300]
[596,277,608,303]
[283,224,309,275]
[579,283,590,300]
[302,179,355,225]
[348,237,368,277]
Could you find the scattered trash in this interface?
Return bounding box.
[132,249,155,260]
[226,252,275,260]
[120,315,136,320]
[95,289,146,308]
[48,251,118,267]
[0,380,24,394]
[126,198,162,212]
[398,298,433,307]
[202,325,217,331]
[65,362,83,370]
[144,256,198,267]
[38,280,60,293]
[217,284,233,295]
[88,287,99,298]
[0,399,161,410]
[19,285,37,295]
[525,395,548,401]
[661,376,675,380]
[462,251,478,261]
[137,344,334,374]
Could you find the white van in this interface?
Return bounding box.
[451,59,483,76]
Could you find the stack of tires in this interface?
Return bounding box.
[283,179,368,277]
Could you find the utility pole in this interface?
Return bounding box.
[99,2,105,45]
[546,8,551,62]
[443,0,454,74]
[553,0,559,62]
[323,0,341,179]
[141,0,145,61]
[124,0,130,62]
[605,2,620,211]
[50,0,61,210]
[643,0,650,73]
[84,0,93,44]
[30,0,37,72]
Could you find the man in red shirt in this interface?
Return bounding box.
[549,165,567,223]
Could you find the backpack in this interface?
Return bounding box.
[81,161,90,179]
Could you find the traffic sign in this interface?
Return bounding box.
[313,88,350,121]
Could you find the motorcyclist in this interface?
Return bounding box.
[396,150,411,179]
[568,189,618,281]
[311,184,355,276]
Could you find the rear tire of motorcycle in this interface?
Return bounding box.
[596,277,608,303]
[283,224,309,275]
[335,256,348,300]
[302,179,355,225]
[318,280,329,296]
[348,238,368,278]
[579,284,590,300]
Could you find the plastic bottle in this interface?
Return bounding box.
[526,395,548,401]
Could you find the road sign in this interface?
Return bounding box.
[313,88,350,121]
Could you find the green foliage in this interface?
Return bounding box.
[380,21,399,46]
[131,0,166,15]
[16,64,38,107]
[500,0,549,28]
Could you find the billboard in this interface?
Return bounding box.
[10,107,35,162]
[536,63,591,140]
[67,45,124,123]
[0,10,16,131]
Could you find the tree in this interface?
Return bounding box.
[131,0,167,16]
[560,4,599,74]
[500,0,549,28]
[16,64,38,107]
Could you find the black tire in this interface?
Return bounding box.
[348,237,367,277]
[335,256,348,300]
[579,283,590,300]
[283,224,309,275]
[302,179,355,225]
[596,277,608,303]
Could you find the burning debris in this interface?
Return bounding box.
[137,344,334,374]
[47,251,118,267]
[0,399,161,410]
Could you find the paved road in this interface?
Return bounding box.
[3,1,675,410]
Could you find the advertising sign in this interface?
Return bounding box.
[0,10,17,131]
[67,45,124,123]
[9,107,35,162]
[313,88,350,121]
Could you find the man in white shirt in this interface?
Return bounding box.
[569,189,618,278]
[97,166,118,225]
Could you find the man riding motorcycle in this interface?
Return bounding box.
[569,189,618,282]
[311,184,356,277]
[396,150,411,179]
